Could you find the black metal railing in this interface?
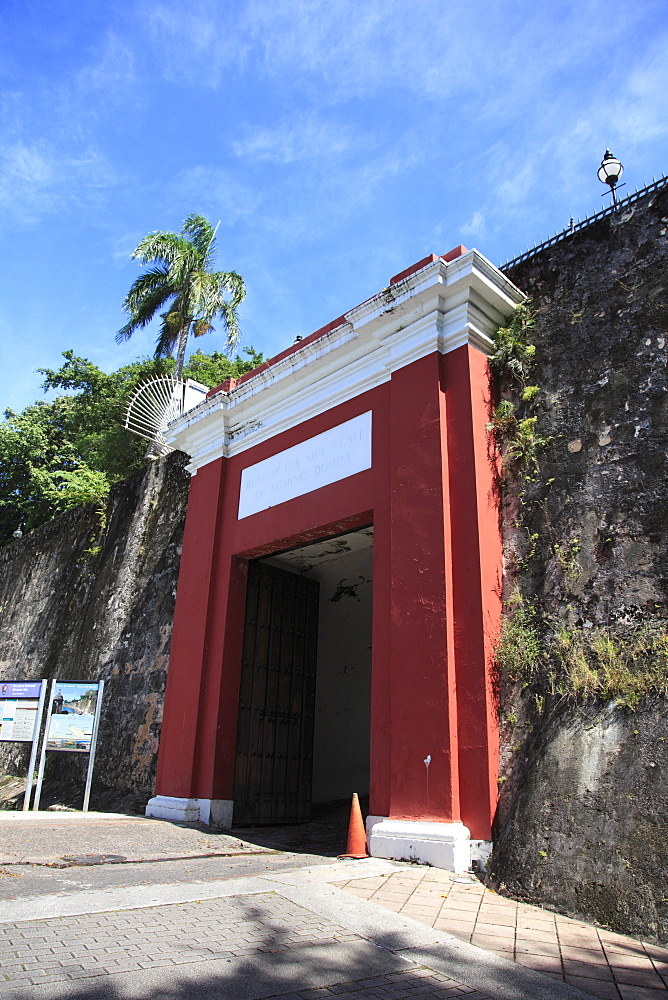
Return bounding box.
[501,174,668,271]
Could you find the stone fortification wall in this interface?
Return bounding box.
[0,452,189,810]
[492,185,668,940]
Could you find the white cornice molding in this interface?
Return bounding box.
[167,249,524,474]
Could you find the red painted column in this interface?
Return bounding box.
[386,353,461,823]
[443,345,501,840]
[154,458,226,798]
[208,555,249,801]
[369,396,392,820]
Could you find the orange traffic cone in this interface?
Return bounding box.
[338,792,369,859]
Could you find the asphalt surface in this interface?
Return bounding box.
[0,851,340,899]
[0,809,347,900]
[0,813,274,866]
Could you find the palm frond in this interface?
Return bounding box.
[216,270,246,308]
[217,300,241,353]
[120,266,170,315]
[131,232,191,269]
[181,214,216,266]
[116,275,174,344]
[169,245,204,294]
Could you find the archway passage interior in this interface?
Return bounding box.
[233,527,373,826]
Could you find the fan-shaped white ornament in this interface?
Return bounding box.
[124,377,207,456]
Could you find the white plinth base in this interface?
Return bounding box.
[469,838,494,872]
[145,796,233,828]
[145,796,200,822]
[366,816,491,873]
[198,798,233,828]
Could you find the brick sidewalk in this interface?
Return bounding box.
[261,968,494,999]
[336,867,668,1000]
[1,893,345,988]
[0,889,498,998]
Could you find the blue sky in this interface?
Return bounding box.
[53,682,98,703]
[2,0,667,414]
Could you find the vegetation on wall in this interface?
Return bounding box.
[488,301,668,711]
[496,592,668,710]
[487,302,549,484]
[0,347,263,546]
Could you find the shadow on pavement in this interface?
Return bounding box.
[229,798,365,859]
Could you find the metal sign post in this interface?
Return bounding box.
[82,679,104,812]
[23,681,48,811]
[33,679,104,812]
[33,680,57,812]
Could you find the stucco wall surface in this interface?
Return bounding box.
[0,452,189,810]
[492,185,668,940]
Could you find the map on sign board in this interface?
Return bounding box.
[0,682,43,743]
[46,681,100,753]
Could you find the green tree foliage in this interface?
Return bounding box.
[183,347,263,388]
[0,346,263,546]
[117,214,246,378]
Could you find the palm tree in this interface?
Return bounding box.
[117,214,246,379]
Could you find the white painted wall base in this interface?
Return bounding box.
[469,838,494,873]
[366,816,491,874]
[145,795,200,823]
[197,798,234,828]
[145,795,234,827]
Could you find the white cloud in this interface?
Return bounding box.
[75,31,136,104]
[0,141,118,227]
[233,116,356,164]
[608,37,668,147]
[164,166,263,225]
[137,0,484,101]
[141,1,239,87]
[461,211,486,240]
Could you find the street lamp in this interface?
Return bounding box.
[598,150,624,207]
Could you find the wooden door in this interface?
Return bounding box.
[233,561,319,825]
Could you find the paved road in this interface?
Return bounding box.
[0,851,337,899]
[0,811,342,899]
[0,814,595,1000]
[0,813,276,867]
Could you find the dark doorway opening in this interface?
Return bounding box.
[233,526,373,829]
[233,561,319,826]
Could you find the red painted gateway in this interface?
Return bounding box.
[147,247,523,871]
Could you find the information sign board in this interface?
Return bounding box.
[0,681,44,743]
[45,681,100,753]
[1,682,43,699]
[33,678,105,812]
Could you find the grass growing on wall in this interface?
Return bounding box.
[488,303,668,710]
[496,595,668,709]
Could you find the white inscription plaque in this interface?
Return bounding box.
[238,411,372,519]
